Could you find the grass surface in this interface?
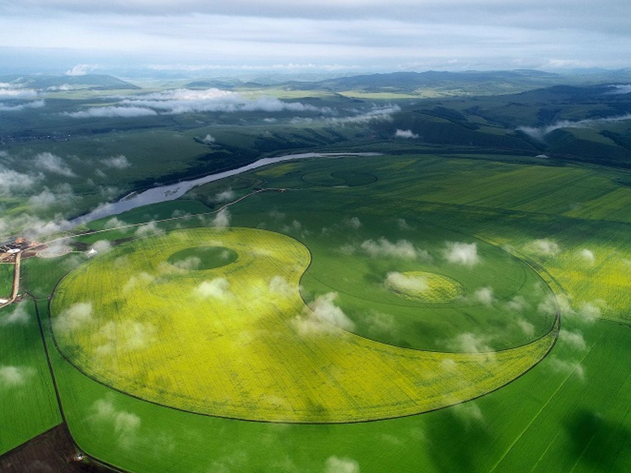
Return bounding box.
[0,300,61,455]
[0,264,13,299]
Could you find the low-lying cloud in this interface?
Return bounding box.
[293,292,355,336]
[359,238,430,260]
[395,129,419,139]
[325,456,360,473]
[385,271,428,293]
[0,365,36,388]
[53,302,94,334]
[91,397,141,449]
[443,242,480,267]
[518,114,631,141]
[102,155,131,169]
[0,301,30,326]
[34,152,76,177]
[525,238,561,257]
[195,277,232,299]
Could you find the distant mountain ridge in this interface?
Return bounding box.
[0,74,140,90]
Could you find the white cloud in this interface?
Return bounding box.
[0,100,45,111]
[525,239,561,257]
[516,318,535,337]
[212,208,231,228]
[65,63,98,76]
[507,295,529,312]
[194,278,231,299]
[443,241,480,267]
[473,287,494,306]
[28,185,77,210]
[94,320,157,356]
[53,302,94,333]
[385,272,428,294]
[91,397,141,449]
[65,106,158,118]
[451,402,485,427]
[172,255,201,270]
[135,221,165,237]
[0,169,40,195]
[447,332,493,354]
[0,365,36,388]
[34,152,76,177]
[0,88,39,100]
[325,456,360,473]
[578,248,595,264]
[518,114,631,141]
[395,129,419,139]
[559,329,587,351]
[345,217,362,229]
[547,355,585,382]
[214,188,236,203]
[329,105,400,125]
[202,134,215,143]
[102,155,131,169]
[293,292,355,335]
[0,301,30,326]
[269,275,294,296]
[123,272,154,292]
[360,238,429,260]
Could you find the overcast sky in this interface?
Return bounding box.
[1,0,630,75]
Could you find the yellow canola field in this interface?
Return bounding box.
[51,228,557,423]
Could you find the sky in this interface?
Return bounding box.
[1,0,631,75]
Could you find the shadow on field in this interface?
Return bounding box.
[565,409,631,472]
[425,405,491,473]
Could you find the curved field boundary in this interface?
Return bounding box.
[49,227,560,424]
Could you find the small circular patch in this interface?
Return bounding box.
[384,271,464,303]
[168,246,238,271]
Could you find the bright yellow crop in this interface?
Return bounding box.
[51,227,557,423]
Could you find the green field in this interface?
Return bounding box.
[7,151,631,472]
[0,300,61,455]
[0,264,13,299]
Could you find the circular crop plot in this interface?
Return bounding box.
[51,227,558,423]
[384,271,464,303]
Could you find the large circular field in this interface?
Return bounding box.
[50,227,558,423]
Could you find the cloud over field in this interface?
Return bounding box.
[94,320,157,356]
[212,208,231,228]
[195,277,231,299]
[0,169,41,195]
[578,248,595,264]
[0,301,30,326]
[0,365,36,388]
[325,456,360,473]
[473,287,494,305]
[547,355,586,382]
[559,329,587,351]
[214,188,236,203]
[202,134,215,143]
[34,152,76,177]
[293,292,355,335]
[269,275,294,296]
[395,129,419,139]
[359,238,430,260]
[172,256,201,270]
[91,397,141,449]
[0,100,45,112]
[385,271,428,293]
[451,402,485,428]
[525,239,561,257]
[102,155,131,169]
[135,221,165,237]
[538,293,605,322]
[447,332,494,358]
[28,184,78,211]
[53,302,94,333]
[443,242,480,267]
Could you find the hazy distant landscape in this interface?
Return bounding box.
[2,1,631,472]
